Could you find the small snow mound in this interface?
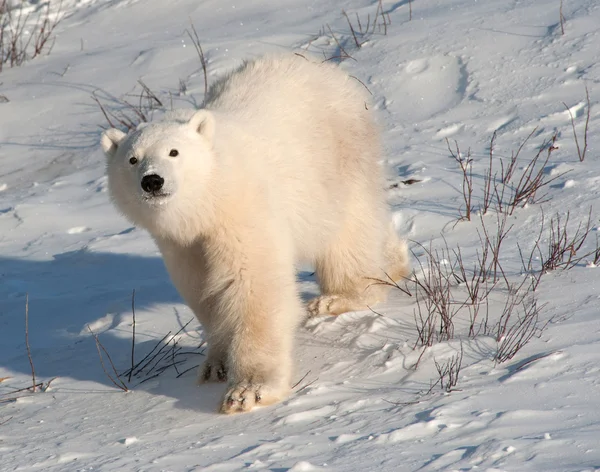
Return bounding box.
[289,461,323,471]
[436,123,464,139]
[333,433,361,444]
[278,405,336,425]
[0,183,7,192]
[67,226,89,234]
[247,459,266,468]
[57,452,92,463]
[386,56,464,121]
[119,437,138,446]
[392,211,404,229]
[548,162,574,177]
[563,179,577,188]
[84,313,115,334]
[376,420,443,443]
[487,113,517,133]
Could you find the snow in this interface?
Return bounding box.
[1,0,599,470]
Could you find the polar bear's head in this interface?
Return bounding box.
[101,110,215,243]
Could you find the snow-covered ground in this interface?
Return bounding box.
[1,0,599,470]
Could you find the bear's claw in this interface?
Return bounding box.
[219,381,288,414]
[307,294,361,317]
[220,383,262,414]
[197,361,228,384]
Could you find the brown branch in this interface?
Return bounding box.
[129,289,136,383]
[187,21,209,102]
[563,85,591,162]
[559,0,565,35]
[88,326,129,392]
[25,294,36,392]
[292,370,312,389]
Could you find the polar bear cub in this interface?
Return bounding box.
[101,54,409,414]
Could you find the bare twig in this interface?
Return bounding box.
[122,318,200,381]
[348,75,373,95]
[93,81,165,131]
[478,211,513,286]
[341,0,390,49]
[176,363,201,378]
[342,10,362,48]
[409,241,466,345]
[1,382,43,396]
[517,214,546,291]
[186,21,208,102]
[25,294,36,393]
[482,131,497,215]
[0,0,64,72]
[292,370,312,389]
[382,399,421,407]
[366,270,412,297]
[563,85,591,162]
[129,289,136,383]
[507,132,563,214]
[324,24,355,62]
[88,325,129,392]
[296,377,319,393]
[452,245,495,336]
[433,345,464,393]
[447,138,473,221]
[541,208,594,271]
[495,296,547,363]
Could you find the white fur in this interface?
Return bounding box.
[101,54,410,414]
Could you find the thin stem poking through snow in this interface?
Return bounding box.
[129,289,136,383]
[25,294,36,393]
[186,21,209,104]
[88,325,129,392]
[563,85,591,162]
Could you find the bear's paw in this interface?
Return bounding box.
[307,294,364,317]
[219,382,288,414]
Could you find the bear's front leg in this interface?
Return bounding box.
[211,258,301,414]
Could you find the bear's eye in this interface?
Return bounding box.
[169,149,179,157]
[129,157,138,165]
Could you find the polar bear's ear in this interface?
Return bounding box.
[101,128,127,158]
[188,110,215,143]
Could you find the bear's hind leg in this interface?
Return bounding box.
[383,223,411,283]
[309,219,388,317]
[309,218,410,317]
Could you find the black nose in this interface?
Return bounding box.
[141,174,164,193]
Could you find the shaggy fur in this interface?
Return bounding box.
[101,54,409,414]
